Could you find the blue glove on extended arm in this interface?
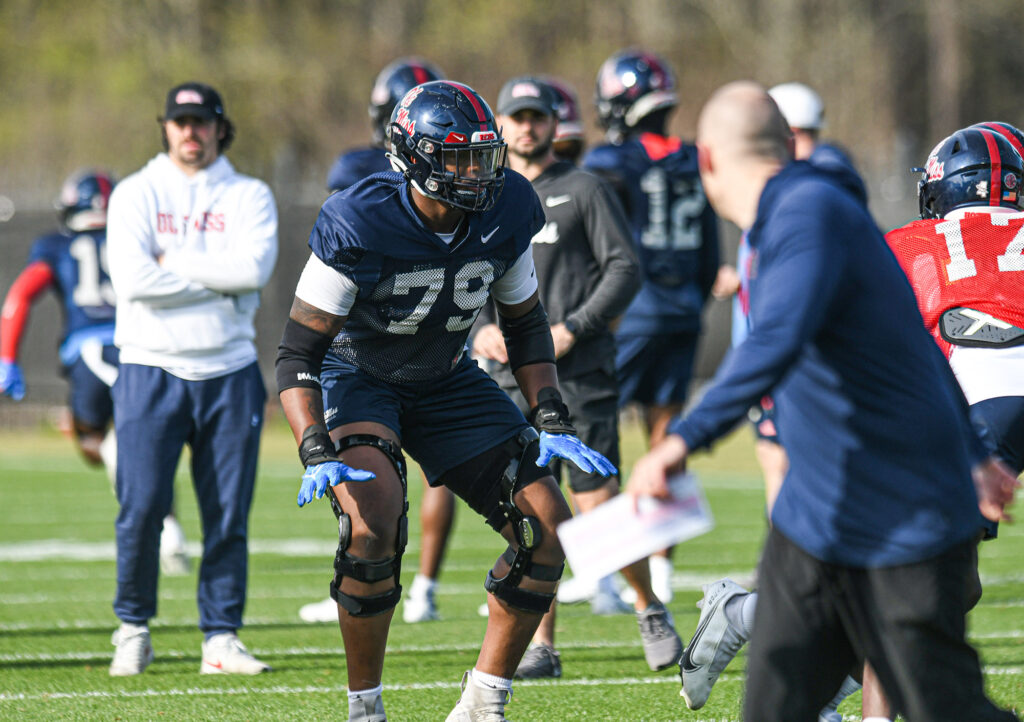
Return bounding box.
[0,361,25,401]
[537,430,617,476]
[298,460,375,507]
[529,386,617,477]
[295,423,375,507]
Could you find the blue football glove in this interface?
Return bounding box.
[536,430,617,477]
[297,461,375,507]
[0,361,25,401]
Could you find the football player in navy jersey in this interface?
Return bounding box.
[583,49,722,601]
[325,57,444,194]
[276,80,615,722]
[0,169,191,577]
[302,56,454,627]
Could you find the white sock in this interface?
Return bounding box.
[120,621,148,634]
[739,591,757,637]
[723,591,757,640]
[410,573,437,599]
[862,718,892,722]
[471,668,513,692]
[649,555,673,578]
[348,683,383,703]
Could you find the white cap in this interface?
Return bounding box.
[768,82,824,130]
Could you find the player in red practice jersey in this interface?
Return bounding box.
[878,124,1024,722]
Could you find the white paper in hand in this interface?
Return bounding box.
[556,472,713,584]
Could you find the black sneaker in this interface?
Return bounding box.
[513,643,562,679]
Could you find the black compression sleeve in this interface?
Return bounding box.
[275,318,334,393]
[498,300,555,372]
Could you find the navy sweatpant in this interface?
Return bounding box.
[112,362,265,634]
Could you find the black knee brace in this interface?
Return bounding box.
[484,427,564,614]
[326,434,409,617]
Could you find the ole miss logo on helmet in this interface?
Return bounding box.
[396,108,416,136]
[926,155,944,181]
[400,85,424,109]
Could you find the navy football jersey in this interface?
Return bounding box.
[326,147,391,193]
[309,171,544,383]
[584,133,720,334]
[27,229,115,364]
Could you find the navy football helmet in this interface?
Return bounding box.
[368,57,445,147]
[387,80,507,212]
[56,168,116,231]
[969,121,1024,159]
[594,49,678,140]
[917,127,1024,220]
[542,76,585,162]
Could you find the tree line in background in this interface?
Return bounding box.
[1,0,1021,226]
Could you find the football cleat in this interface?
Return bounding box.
[514,643,561,679]
[445,671,511,722]
[679,578,749,710]
[109,623,154,676]
[200,632,271,675]
[636,601,683,671]
[402,574,440,623]
[349,690,387,722]
[298,596,339,623]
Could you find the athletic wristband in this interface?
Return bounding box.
[299,423,338,466]
[528,387,577,435]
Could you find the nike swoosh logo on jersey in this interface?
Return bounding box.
[481,226,500,243]
[545,194,572,207]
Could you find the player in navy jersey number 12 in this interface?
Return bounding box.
[276,80,616,722]
[0,169,191,577]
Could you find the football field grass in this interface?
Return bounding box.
[0,413,1021,720]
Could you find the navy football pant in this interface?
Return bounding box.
[112,362,265,635]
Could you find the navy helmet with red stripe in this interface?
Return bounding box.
[368,57,445,147]
[594,49,678,141]
[917,127,1024,219]
[55,168,116,232]
[387,80,507,212]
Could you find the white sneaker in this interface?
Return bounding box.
[679,578,749,710]
[445,671,511,722]
[200,632,271,674]
[159,515,191,576]
[649,555,674,603]
[818,712,842,722]
[299,596,339,623]
[555,574,597,604]
[109,623,154,676]
[402,574,440,623]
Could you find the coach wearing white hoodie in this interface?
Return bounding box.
[106,82,278,677]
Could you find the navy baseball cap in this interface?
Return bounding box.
[163,82,226,121]
[497,77,556,116]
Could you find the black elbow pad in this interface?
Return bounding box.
[499,301,556,372]
[275,318,334,393]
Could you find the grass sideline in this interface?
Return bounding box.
[0,413,1021,721]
